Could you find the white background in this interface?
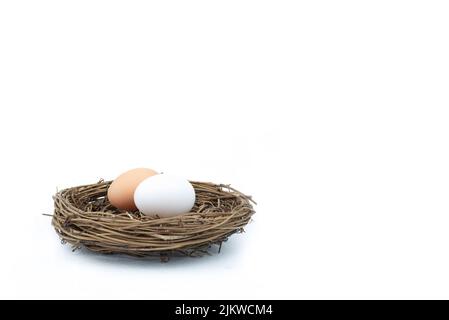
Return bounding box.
[1,1,449,299]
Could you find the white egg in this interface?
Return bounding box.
[134,174,196,217]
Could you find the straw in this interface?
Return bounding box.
[51,180,255,260]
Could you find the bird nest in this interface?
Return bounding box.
[51,180,255,261]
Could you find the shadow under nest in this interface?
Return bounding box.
[51,180,255,261]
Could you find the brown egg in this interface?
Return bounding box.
[107,168,158,211]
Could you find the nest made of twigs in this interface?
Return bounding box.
[51,180,255,260]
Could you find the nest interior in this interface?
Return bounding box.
[52,180,255,259]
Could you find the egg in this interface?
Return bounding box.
[134,174,196,217]
[107,168,158,211]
